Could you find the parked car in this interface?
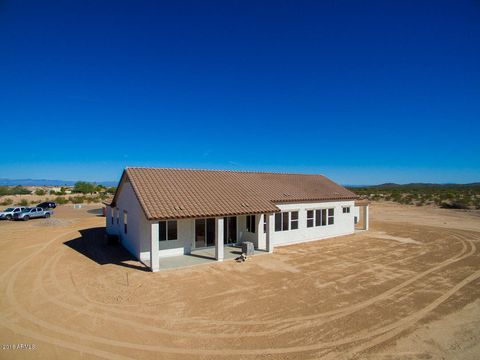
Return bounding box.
[0,207,27,220]
[13,207,53,221]
[36,201,57,209]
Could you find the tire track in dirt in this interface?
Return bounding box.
[42,230,473,330]
[6,255,480,357]
[3,222,479,357]
[13,227,476,352]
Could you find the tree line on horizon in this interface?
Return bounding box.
[0,182,117,207]
[348,183,480,210]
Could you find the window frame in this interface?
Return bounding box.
[159,220,178,241]
[290,211,299,230]
[275,211,298,232]
[246,215,256,233]
[123,210,128,234]
[306,207,334,227]
[342,206,351,214]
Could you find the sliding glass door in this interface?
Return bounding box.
[223,217,237,244]
[195,218,215,248]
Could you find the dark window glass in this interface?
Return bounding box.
[290,211,298,230]
[168,220,177,240]
[195,219,206,248]
[307,219,314,227]
[206,218,215,246]
[223,217,228,242]
[307,210,313,219]
[263,214,267,233]
[226,217,237,243]
[328,208,334,225]
[282,212,289,231]
[321,209,327,226]
[275,213,282,231]
[159,221,167,241]
[315,209,321,227]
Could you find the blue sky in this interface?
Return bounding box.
[1,1,479,185]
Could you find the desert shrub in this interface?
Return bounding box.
[54,196,69,205]
[71,196,85,204]
[0,198,13,206]
[107,187,116,194]
[30,199,38,205]
[73,181,96,194]
[440,201,469,210]
[34,189,46,196]
[17,199,29,206]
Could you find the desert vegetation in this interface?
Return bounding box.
[349,183,480,209]
[0,181,116,207]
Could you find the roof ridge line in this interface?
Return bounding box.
[125,167,326,176]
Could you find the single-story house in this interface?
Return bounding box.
[105,167,369,272]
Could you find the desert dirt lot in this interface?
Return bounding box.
[0,203,479,359]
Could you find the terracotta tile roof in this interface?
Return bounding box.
[111,167,358,220]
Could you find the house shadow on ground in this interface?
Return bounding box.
[63,227,149,272]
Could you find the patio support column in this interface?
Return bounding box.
[265,213,274,253]
[150,222,160,272]
[255,214,263,249]
[364,205,369,231]
[215,217,224,261]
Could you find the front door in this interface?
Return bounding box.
[223,217,237,244]
[195,218,216,248]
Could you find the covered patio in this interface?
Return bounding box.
[148,214,276,272]
[144,244,268,271]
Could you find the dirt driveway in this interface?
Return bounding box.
[0,203,479,359]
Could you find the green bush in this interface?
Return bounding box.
[35,188,46,196]
[0,198,13,206]
[71,196,85,204]
[54,196,69,205]
[17,199,29,206]
[73,181,96,194]
[0,186,31,196]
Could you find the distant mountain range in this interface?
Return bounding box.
[0,178,117,187]
[347,182,480,188]
[1,178,477,188]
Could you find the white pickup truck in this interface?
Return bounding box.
[13,207,54,221]
[0,207,27,220]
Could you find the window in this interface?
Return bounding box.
[321,209,327,226]
[306,208,333,227]
[282,212,289,231]
[116,210,119,225]
[343,207,351,214]
[123,211,128,234]
[315,209,321,227]
[290,211,298,229]
[275,213,282,231]
[159,220,178,241]
[328,208,334,225]
[246,215,256,233]
[275,211,298,231]
[263,214,267,233]
[111,207,114,225]
[307,210,314,228]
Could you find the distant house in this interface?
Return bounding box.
[105,168,369,272]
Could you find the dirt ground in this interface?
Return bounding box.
[0,202,479,359]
